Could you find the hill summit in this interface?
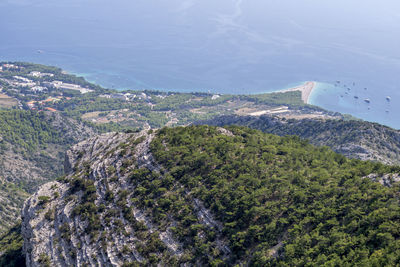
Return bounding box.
[22,126,400,266]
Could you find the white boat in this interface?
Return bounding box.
[364,98,370,103]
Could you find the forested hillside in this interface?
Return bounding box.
[198,115,400,165]
[0,223,25,267]
[0,181,28,233]
[21,126,400,266]
[0,110,95,191]
[0,110,64,152]
[0,110,95,233]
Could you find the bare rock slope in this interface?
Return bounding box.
[22,131,228,266]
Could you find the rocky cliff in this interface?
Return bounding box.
[22,131,213,266]
[21,126,400,266]
[23,132,145,266]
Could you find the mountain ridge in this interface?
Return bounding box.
[197,115,400,165]
[21,126,400,266]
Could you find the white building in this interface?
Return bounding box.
[13,76,32,83]
[29,71,54,78]
[30,86,47,93]
[43,81,93,94]
[211,94,220,100]
[99,94,111,98]
[111,93,128,101]
[2,64,19,69]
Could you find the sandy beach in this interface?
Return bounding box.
[280,81,316,104]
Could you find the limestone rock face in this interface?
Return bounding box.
[21,125,400,266]
[22,131,226,266]
[365,173,400,187]
[22,132,149,266]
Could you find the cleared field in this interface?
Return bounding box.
[82,110,138,124]
[81,111,103,120]
[0,94,18,108]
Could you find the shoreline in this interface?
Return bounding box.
[279,81,317,104]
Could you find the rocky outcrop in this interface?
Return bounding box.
[197,115,400,165]
[22,130,228,266]
[365,173,400,187]
[23,132,148,266]
[20,125,400,266]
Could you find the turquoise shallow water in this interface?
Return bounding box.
[1,0,400,128]
[309,82,398,129]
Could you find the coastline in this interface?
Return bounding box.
[279,81,317,104]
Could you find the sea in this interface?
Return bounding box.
[1,0,400,128]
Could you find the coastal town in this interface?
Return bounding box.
[0,62,339,130]
[0,63,94,110]
[0,63,159,111]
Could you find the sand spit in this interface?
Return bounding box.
[280,81,316,104]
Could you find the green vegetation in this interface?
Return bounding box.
[27,125,400,265]
[0,107,95,239]
[2,62,400,265]
[201,115,400,164]
[84,120,140,134]
[0,223,25,267]
[0,109,93,192]
[56,96,130,118]
[38,195,51,205]
[1,62,103,91]
[0,110,64,153]
[1,61,334,132]
[38,253,51,267]
[0,181,29,233]
[149,126,400,265]
[243,91,305,106]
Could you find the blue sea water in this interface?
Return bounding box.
[309,82,398,129]
[1,0,400,128]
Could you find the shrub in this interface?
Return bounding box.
[38,196,51,206]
